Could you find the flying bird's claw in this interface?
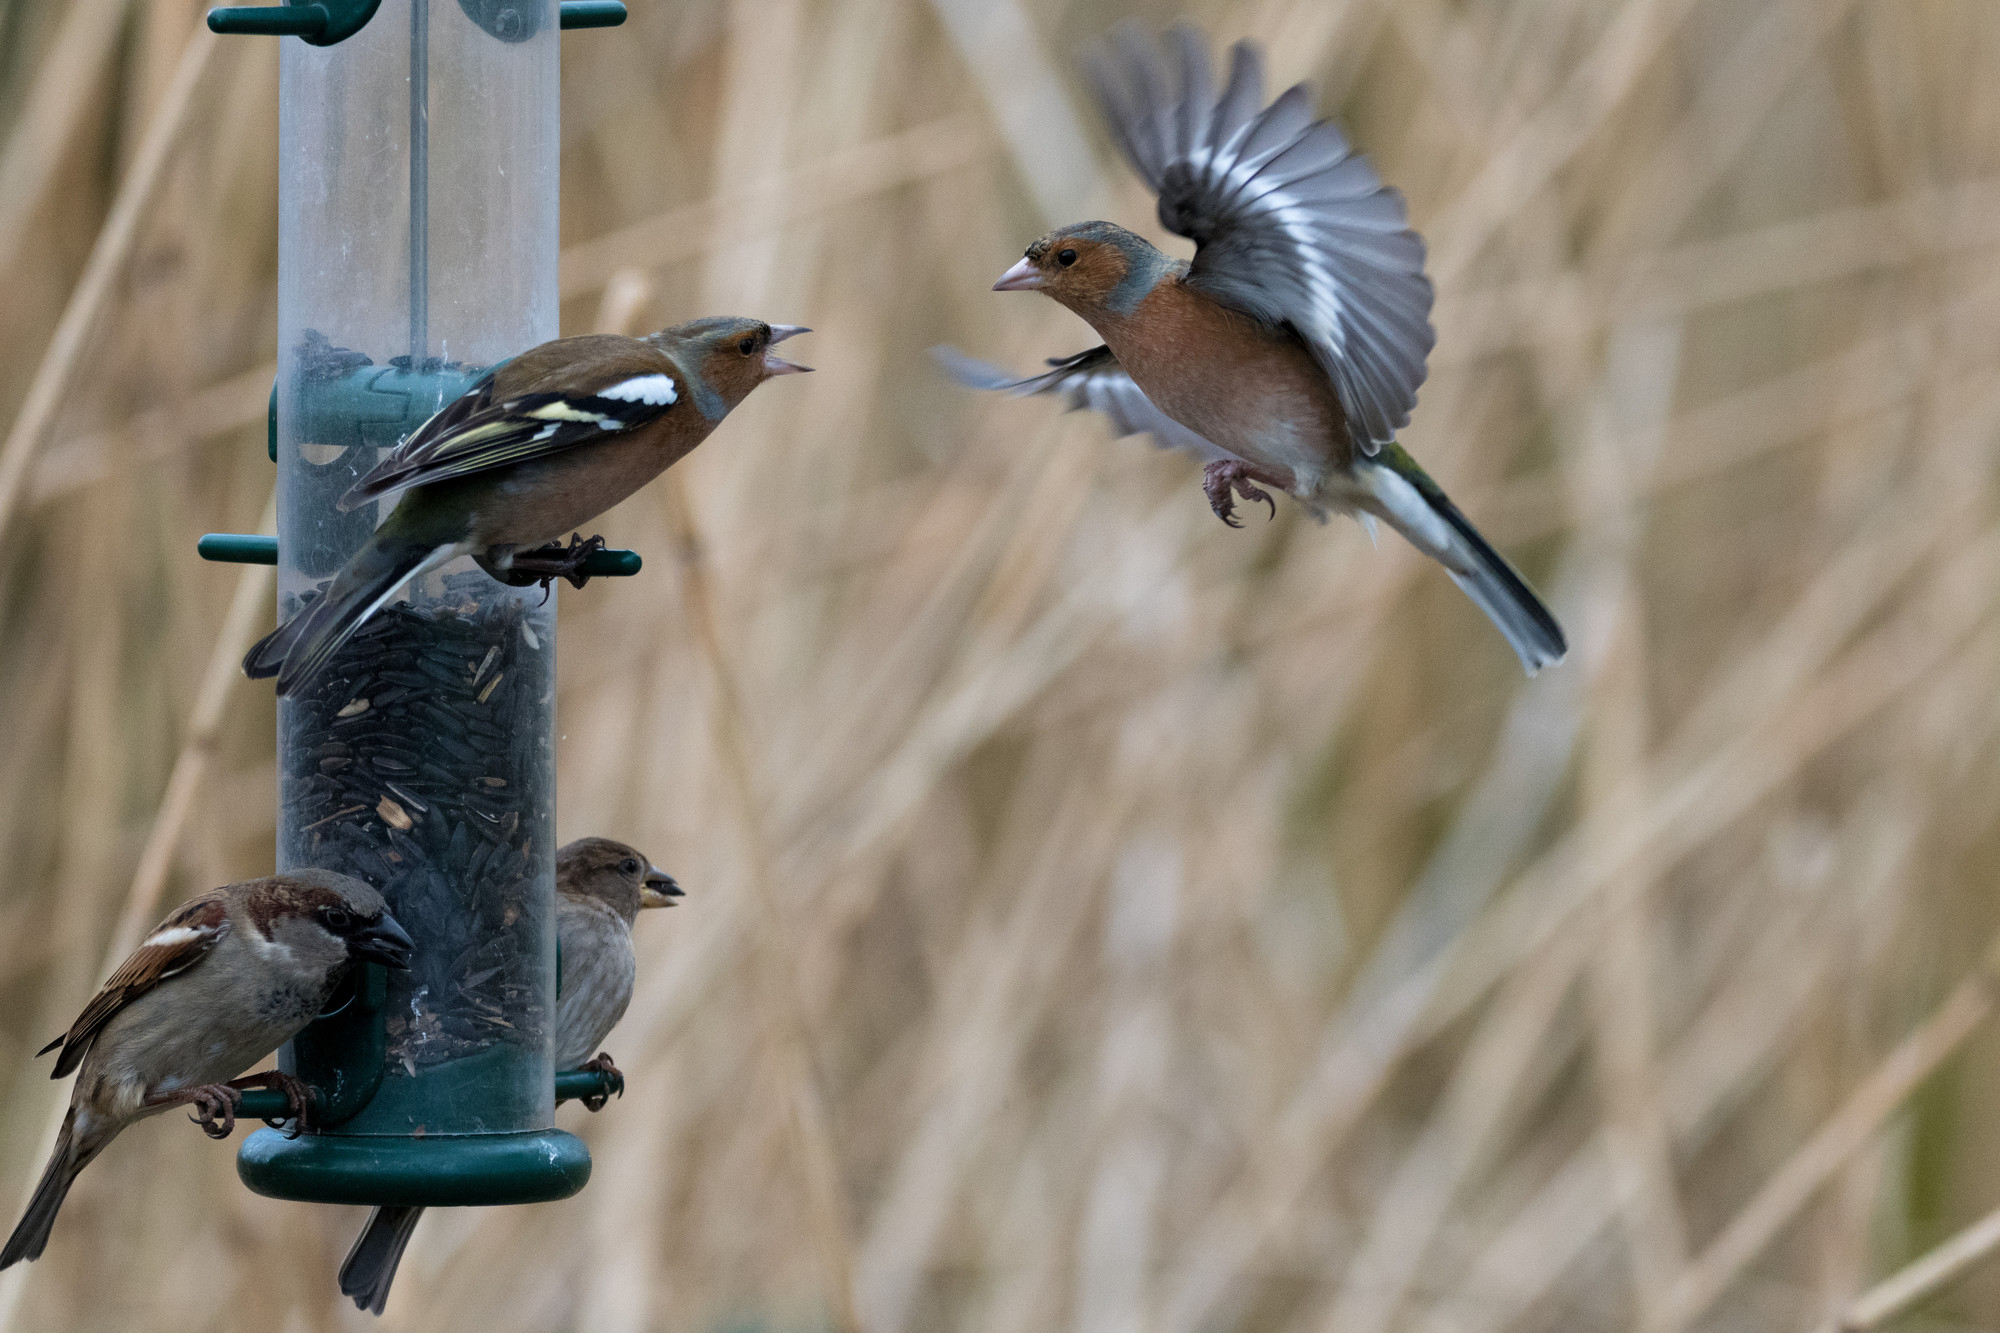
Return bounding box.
[577,1051,625,1112]
[501,533,610,598]
[1203,460,1275,529]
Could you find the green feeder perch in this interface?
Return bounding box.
[209,0,628,1211]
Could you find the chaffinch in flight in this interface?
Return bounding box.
[244,318,811,697]
[940,25,1566,675]
[1,872,412,1269]
[337,838,680,1316]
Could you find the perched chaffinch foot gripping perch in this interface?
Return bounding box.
[0,872,412,1269]
[939,25,1566,675]
[337,838,680,1316]
[244,318,811,696]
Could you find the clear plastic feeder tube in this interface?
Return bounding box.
[244,0,574,1196]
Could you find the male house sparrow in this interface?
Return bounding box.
[245,317,811,696]
[337,837,680,1315]
[0,871,413,1268]
[941,26,1566,675]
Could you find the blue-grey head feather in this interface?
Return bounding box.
[1035,222,1178,316]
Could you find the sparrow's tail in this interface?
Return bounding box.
[340,1204,426,1316]
[1,1110,93,1270]
[243,526,464,698]
[1356,446,1567,675]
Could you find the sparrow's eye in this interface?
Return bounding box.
[738,337,756,355]
[1057,248,1078,267]
[619,858,641,876]
[321,907,353,933]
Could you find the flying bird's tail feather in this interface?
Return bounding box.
[243,531,465,698]
[1,1111,92,1270]
[1357,445,1567,675]
[340,1204,425,1315]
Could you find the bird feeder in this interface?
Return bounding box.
[203,0,628,1207]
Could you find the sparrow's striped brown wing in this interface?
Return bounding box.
[338,335,684,511]
[42,892,232,1078]
[934,345,1234,464]
[1086,24,1434,456]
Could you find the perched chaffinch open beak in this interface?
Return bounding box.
[761,324,814,375]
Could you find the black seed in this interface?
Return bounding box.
[278,578,553,1077]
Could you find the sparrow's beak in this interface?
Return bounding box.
[640,866,684,909]
[992,257,1044,292]
[352,913,416,969]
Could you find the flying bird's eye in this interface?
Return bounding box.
[738,337,756,355]
[321,907,353,932]
[1057,248,1078,267]
[619,858,641,876]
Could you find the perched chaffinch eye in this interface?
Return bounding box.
[737,336,756,355]
[618,857,640,876]
[1057,248,1078,266]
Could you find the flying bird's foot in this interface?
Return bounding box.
[168,1084,244,1140]
[1203,460,1278,528]
[501,533,609,599]
[229,1070,317,1138]
[577,1051,625,1112]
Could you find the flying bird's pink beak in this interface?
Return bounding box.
[762,325,813,375]
[992,258,1044,292]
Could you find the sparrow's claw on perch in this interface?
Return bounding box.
[577,1051,625,1112]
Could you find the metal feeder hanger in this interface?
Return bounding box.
[203,0,632,1210]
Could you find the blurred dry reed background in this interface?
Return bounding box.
[3,0,2000,1329]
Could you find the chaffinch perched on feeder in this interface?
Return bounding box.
[244,318,811,697]
[940,25,1566,675]
[0,872,412,1269]
[337,838,680,1316]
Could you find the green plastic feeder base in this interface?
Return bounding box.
[238,1126,590,1206]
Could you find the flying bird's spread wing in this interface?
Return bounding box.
[41,892,232,1078]
[340,340,684,510]
[934,344,1234,464]
[1086,24,1434,455]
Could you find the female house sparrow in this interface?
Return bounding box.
[244,317,811,696]
[940,26,1566,675]
[0,871,413,1268]
[338,837,680,1315]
